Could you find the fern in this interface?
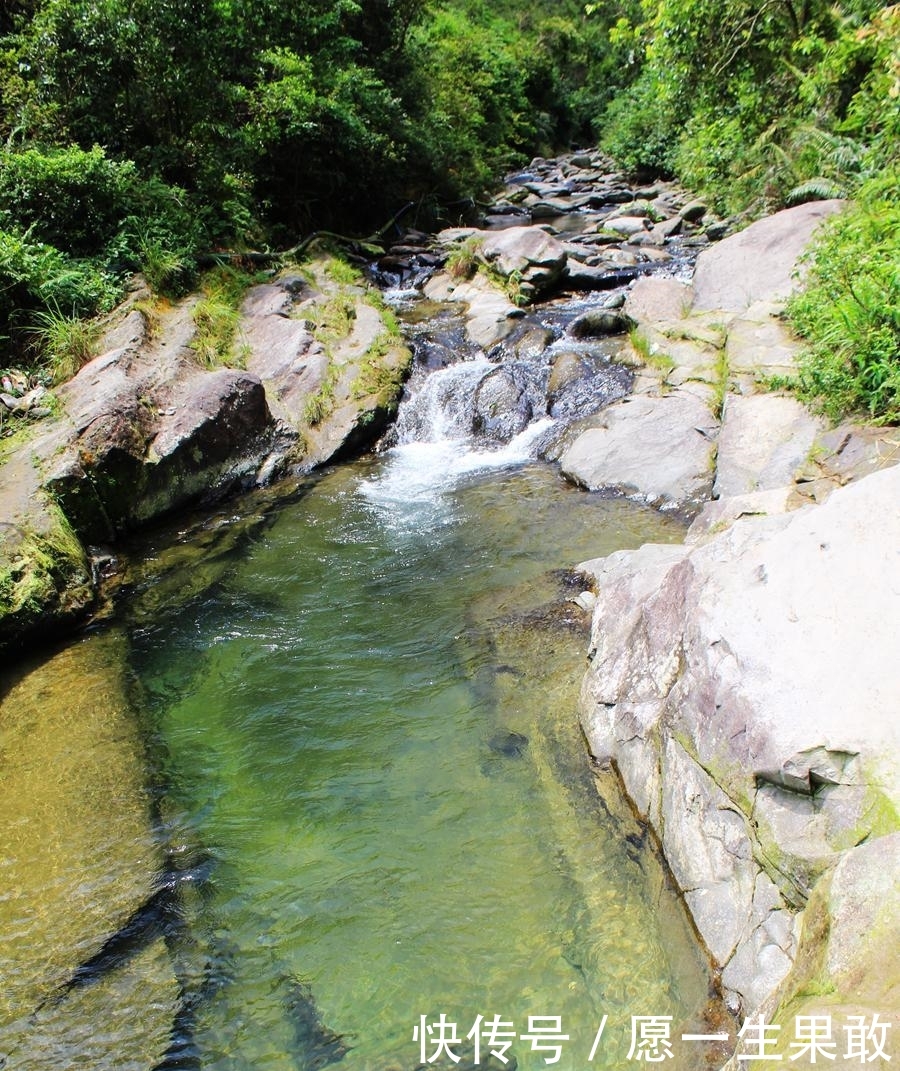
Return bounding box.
[787,177,847,204]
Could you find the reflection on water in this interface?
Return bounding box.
[127,456,713,1070]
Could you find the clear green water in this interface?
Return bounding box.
[128,456,712,1071]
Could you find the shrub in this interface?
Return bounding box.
[0,146,135,255]
[787,183,900,423]
[600,72,676,178]
[0,229,120,339]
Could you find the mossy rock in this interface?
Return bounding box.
[0,502,94,648]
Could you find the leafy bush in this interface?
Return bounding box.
[600,72,676,178]
[30,307,100,382]
[787,184,900,423]
[0,229,120,335]
[0,146,135,255]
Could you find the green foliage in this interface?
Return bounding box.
[786,184,900,423]
[599,0,897,216]
[601,72,677,177]
[324,257,364,286]
[189,266,253,368]
[311,293,357,344]
[303,364,338,426]
[0,146,136,255]
[351,335,406,400]
[29,307,100,382]
[0,229,120,341]
[446,236,483,280]
[136,236,192,298]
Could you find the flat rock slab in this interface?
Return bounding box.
[624,277,693,325]
[686,486,795,544]
[692,200,845,314]
[678,461,900,805]
[714,392,824,498]
[560,388,719,515]
[722,299,805,382]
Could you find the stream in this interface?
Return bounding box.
[1,164,724,1070]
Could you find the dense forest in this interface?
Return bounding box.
[1,0,898,419]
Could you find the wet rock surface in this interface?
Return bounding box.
[0,258,411,648]
[0,631,177,1069]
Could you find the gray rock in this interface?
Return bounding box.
[577,463,900,1014]
[692,200,845,313]
[679,200,708,222]
[722,835,900,1068]
[714,393,824,499]
[560,389,719,514]
[624,277,693,325]
[568,309,632,338]
[547,352,585,397]
[472,368,531,441]
[602,216,650,237]
[646,216,683,244]
[478,226,568,294]
[725,302,804,379]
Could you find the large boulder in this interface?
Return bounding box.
[691,200,844,314]
[0,261,411,649]
[478,225,568,295]
[0,632,178,1068]
[560,388,719,516]
[624,277,692,325]
[577,463,900,1014]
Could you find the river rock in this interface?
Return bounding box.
[601,216,650,237]
[0,631,177,1067]
[679,200,708,222]
[714,393,824,499]
[47,367,276,542]
[560,389,719,515]
[623,277,692,325]
[547,352,585,397]
[478,226,567,295]
[472,368,531,441]
[547,353,632,421]
[692,200,845,314]
[428,273,523,349]
[577,463,900,1014]
[568,309,632,337]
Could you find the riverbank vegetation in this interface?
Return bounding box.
[597,0,900,423]
[0,0,897,420]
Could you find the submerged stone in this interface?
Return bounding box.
[0,630,175,1069]
[487,729,529,757]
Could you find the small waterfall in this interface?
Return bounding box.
[362,348,561,529]
[393,357,497,445]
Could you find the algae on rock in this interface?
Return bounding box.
[0,629,177,1069]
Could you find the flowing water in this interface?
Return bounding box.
[2,210,721,1070]
[122,431,714,1070]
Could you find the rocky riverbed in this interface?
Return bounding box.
[1,149,898,1068]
